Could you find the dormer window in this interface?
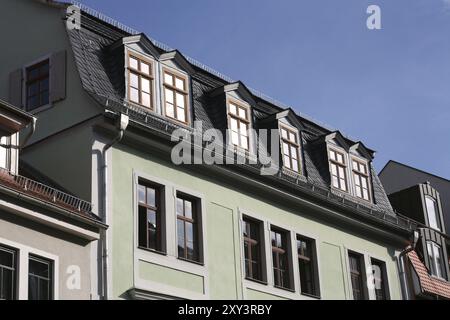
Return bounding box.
[352,159,370,201]
[427,241,446,279]
[227,100,250,150]
[163,69,189,124]
[329,149,347,192]
[127,53,154,109]
[280,124,300,172]
[425,196,441,231]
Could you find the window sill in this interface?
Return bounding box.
[245,277,268,286]
[137,246,167,256]
[177,257,204,266]
[274,285,295,293]
[26,103,52,115]
[301,292,321,299]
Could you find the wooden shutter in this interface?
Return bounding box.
[50,50,67,103]
[8,69,23,108]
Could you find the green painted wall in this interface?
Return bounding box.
[111,143,403,300]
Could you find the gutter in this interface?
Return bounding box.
[0,183,107,231]
[397,230,419,300]
[100,112,129,300]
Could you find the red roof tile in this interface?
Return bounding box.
[407,250,450,299]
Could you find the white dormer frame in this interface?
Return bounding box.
[278,121,302,175]
[225,95,255,155]
[324,132,374,203]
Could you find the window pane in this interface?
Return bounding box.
[238,107,247,119]
[290,146,297,159]
[337,153,344,163]
[28,83,38,96]
[281,128,288,139]
[146,187,155,207]
[288,131,296,143]
[239,123,248,136]
[166,103,174,118]
[175,77,185,90]
[176,92,185,108]
[177,107,186,122]
[356,187,362,198]
[331,176,339,188]
[138,185,146,203]
[130,88,139,103]
[28,257,52,300]
[291,159,298,172]
[241,136,248,150]
[184,200,192,219]
[228,103,237,115]
[129,73,139,88]
[138,206,147,247]
[165,88,174,104]
[284,155,291,168]
[282,142,289,156]
[129,57,138,69]
[164,73,173,85]
[140,62,150,75]
[142,93,151,108]
[176,198,184,216]
[230,118,238,131]
[231,131,239,145]
[329,150,336,161]
[362,189,369,200]
[141,77,150,93]
[425,196,440,230]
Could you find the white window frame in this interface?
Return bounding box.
[238,208,322,300]
[132,171,209,299]
[0,237,59,300]
[424,196,441,231]
[349,156,373,202]
[226,96,254,154]
[279,122,301,174]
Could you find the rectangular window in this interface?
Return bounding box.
[280,126,300,172]
[425,196,441,231]
[163,70,189,123]
[138,181,164,252]
[371,258,389,300]
[348,251,366,300]
[0,245,17,300]
[228,101,250,150]
[28,255,53,300]
[26,59,50,111]
[352,159,370,201]
[427,241,446,279]
[271,227,292,290]
[176,193,201,263]
[329,149,347,191]
[242,217,264,282]
[297,235,320,297]
[128,54,153,109]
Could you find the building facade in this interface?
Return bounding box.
[0,0,431,300]
[0,99,105,300]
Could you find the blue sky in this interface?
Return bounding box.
[78,0,450,178]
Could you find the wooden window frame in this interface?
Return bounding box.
[127,53,155,110]
[271,227,293,291]
[176,193,202,264]
[28,254,54,300]
[25,59,50,111]
[328,148,348,192]
[242,216,266,283]
[351,158,372,202]
[0,245,17,300]
[296,235,320,298]
[370,258,390,300]
[279,123,301,173]
[137,180,164,254]
[348,251,367,300]
[227,98,251,151]
[162,68,190,125]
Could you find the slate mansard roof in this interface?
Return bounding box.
[61,4,413,231]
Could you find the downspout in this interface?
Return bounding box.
[19,117,37,149]
[397,230,419,300]
[100,113,129,300]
